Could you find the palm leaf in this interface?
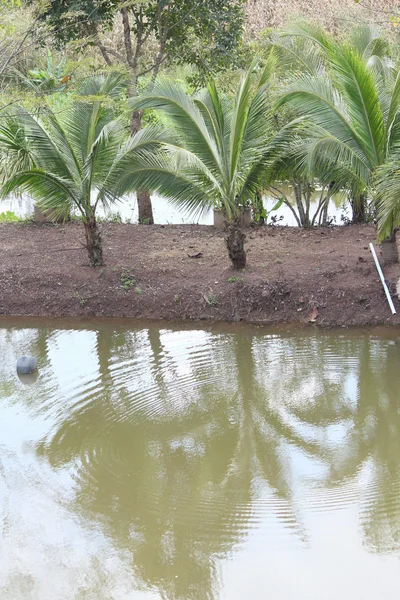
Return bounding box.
[1,169,77,217]
[130,79,223,179]
[375,161,400,240]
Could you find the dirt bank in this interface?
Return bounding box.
[1,222,400,327]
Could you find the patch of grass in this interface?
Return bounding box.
[119,266,136,290]
[73,291,88,306]
[228,276,243,283]
[99,211,123,223]
[0,211,24,223]
[206,294,218,306]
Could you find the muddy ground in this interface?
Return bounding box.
[1,221,400,327]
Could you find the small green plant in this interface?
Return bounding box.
[0,211,24,223]
[174,293,181,304]
[135,286,142,294]
[275,258,282,264]
[252,195,284,225]
[228,276,243,283]
[101,211,123,223]
[73,291,87,306]
[207,294,218,306]
[119,266,136,290]
[138,217,151,225]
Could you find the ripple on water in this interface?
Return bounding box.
[5,324,400,587]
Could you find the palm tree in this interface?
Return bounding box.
[277,24,400,227]
[127,60,281,269]
[0,72,165,266]
[374,160,400,241]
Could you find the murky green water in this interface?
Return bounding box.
[1,320,400,600]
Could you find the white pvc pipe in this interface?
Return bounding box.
[369,242,396,315]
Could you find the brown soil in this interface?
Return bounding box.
[1,221,400,327]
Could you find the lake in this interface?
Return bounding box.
[1,320,397,599]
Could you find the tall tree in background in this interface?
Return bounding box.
[32,0,246,224]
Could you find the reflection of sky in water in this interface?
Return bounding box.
[0,324,400,599]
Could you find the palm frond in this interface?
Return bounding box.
[327,44,385,166]
[280,23,385,168]
[374,161,400,240]
[386,68,400,154]
[1,169,77,217]
[350,25,388,60]
[229,59,258,180]
[278,74,370,168]
[96,124,177,203]
[110,151,214,219]
[0,114,35,180]
[280,22,334,56]
[273,35,325,76]
[130,79,223,179]
[15,108,76,182]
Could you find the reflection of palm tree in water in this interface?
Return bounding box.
[326,338,400,553]
[38,326,330,599]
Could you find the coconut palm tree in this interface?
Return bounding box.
[127,59,281,269]
[0,72,166,266]
[374,160,400,241]
[277,24,400,227]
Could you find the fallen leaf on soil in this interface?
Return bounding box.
[187,252,203,259]
[308,306,319,323]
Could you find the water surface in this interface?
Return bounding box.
[0,187,348,226]
[1,320,400,599]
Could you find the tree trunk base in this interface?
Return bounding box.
[137,190,154,224]
[351,195,366,224]
[84,220,103,266]
[226,221,246,269]
[381,233,399,266]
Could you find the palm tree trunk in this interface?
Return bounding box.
[351,193,366,224]
[137,190,155,224]
[131,110,154,225]
[293,180,310,228]
[321,199,329,225]
[251,191,265,225]
[84,217,103,266]
[226,220,246,269]
[381,231,399,265]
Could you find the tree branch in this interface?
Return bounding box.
[98,44,127,64]
[0,17,39,76]
[94,39,113,66]
[121,7,135,68]
[138,54,167,78]
[268,185,301,227]
[141,2,162,45]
